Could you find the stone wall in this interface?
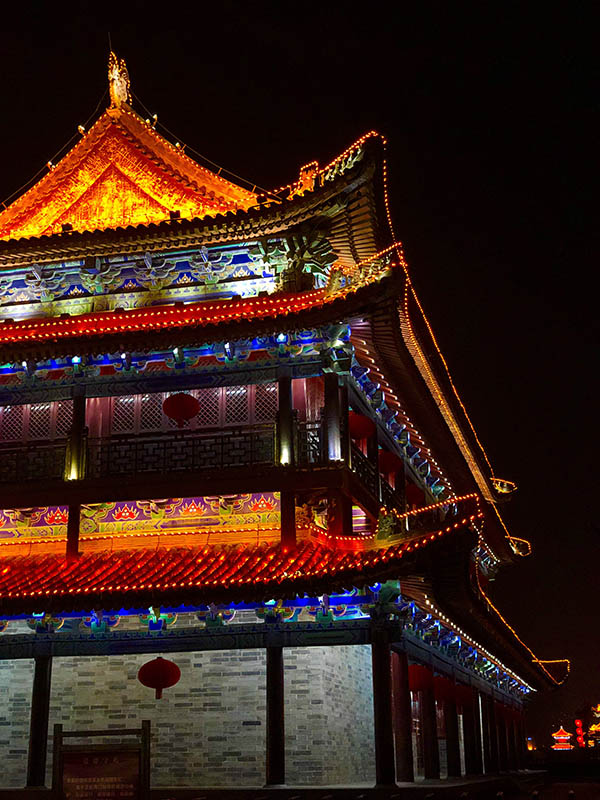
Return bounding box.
[0,634,375,788]
[0,658,33,788]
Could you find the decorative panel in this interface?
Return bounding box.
[139,393,164,432]
[0,405,24,441]
[79,493,280,539]
[254,383,278,422]
[28,403,52,440]
[54,400,73,438]
[111,396,136,434]
[225,386,249,425]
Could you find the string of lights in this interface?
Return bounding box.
[131,92,274,200]
[472,523,569,685]
[0,89,109,211]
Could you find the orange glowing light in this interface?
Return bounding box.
[0,106,255,242]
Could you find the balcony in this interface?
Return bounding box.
[86,424,276,479]
[0,419,421,526]
[0,441,66,483]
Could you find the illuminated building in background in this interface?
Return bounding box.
[0,53,569,792]
[586,704,600,747]
[551,727,574,751]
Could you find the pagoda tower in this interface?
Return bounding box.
[0,53,568,793]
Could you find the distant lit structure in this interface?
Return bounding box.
[551,727,574,751]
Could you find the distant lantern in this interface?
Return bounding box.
[162,393,200,428]
[378,449,403,474]
[433,675,455,703]
[137,656,181,699]
[348,411,375,439]
[408,664,434,692]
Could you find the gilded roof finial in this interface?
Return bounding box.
[108,50,131,108]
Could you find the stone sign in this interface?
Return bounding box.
[61,749,140,799]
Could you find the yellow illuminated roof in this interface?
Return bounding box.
[0,57,256,241]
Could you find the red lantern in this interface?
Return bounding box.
[348,411,375,439]
[406,482,426,508]
[378,449,403,474]
[137,656,181,699]
[408,664,433,692]
[455,684,473,708]
[434,675,455,703]
[162,393,200,428]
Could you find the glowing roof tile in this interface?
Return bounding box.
[0,54,256,241]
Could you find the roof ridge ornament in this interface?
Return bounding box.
[108,50,131,109]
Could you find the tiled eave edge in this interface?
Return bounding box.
[0,273,399,363]
[0,144,383,269]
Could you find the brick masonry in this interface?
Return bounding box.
[0,619,375,789]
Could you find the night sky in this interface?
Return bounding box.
[1,3,596,742]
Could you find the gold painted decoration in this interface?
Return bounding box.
[108,50,131,108]
[0,103,256,241]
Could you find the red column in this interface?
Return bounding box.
[409,665,439,779]
[496,701,508,771]
[371,627,396,787]
[280,491,296,548]
[457,684,481,775]
[506,707,518,771]
[435,676,461,778]
[391,651,414,782]
[486,694,499,773]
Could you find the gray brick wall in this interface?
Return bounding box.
[0,636,375,788]
[0,658,33,788]
[285,645,375,785]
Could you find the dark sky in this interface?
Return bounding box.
[1,3,597,742]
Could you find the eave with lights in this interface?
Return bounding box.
[0,52,568,792]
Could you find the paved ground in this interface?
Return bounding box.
[513,783,600,799]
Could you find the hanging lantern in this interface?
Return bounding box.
[406,482,426,508]
[455,684,473,708]
[434,675,455,703]
[162,393,200,428]
[378,449,403,474]
[348,411,375,439]
[137,656,181,699]
[408,664,433,692]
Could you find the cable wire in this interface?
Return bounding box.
[131,91,280,200]
[0,89,109,210]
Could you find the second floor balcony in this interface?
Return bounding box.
[0,384,437,528]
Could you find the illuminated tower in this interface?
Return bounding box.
[0,53,568,791]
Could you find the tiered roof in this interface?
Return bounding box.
[0,54,568,687]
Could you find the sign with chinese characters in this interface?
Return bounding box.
[52,721,149,800]
[61,750,139,799]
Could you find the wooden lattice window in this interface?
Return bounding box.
[0,405,24,441]
[194,387,220,428]
[0,400,73,443]
[109,384,278,434]
[111,396,136,434]
[28,403,52,440]
[254,383,278,422]
[224,386,249,425]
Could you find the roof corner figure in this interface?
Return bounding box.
[108,50,131,108]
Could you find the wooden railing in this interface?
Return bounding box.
[0,441,66,482]
[0,423,414,525]
[86,424,277,479]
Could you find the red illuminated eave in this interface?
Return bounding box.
[0,290,332,346]
[0,269,393,360]
[0,512,483,614]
